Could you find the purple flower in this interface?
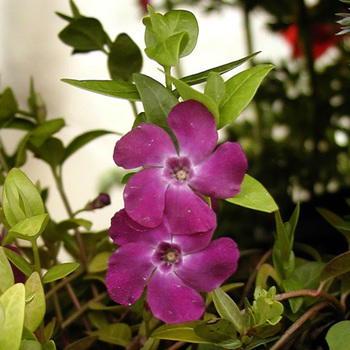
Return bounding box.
[114,100,248,234]
[106,209,240,324]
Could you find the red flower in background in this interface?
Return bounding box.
[282,23,341,59]
[139,0,150,13]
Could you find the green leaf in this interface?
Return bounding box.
[326,321,350,350]
[63,130,116,163]
[29,119,65,148]
[108,33,143,82]
[64,336,98,350]
[61,79,140,101]
[212,288,243,334]
[133,73,178,129]
[3,118,35,131]
[226,174,278,213]
[170,76,219,123]
[89,323,131,346]
[194,318,238,343]
[42,262,80,284]
[4,247,33,277]
[3,168,45,227]
[0,301,4,335]
[88,252,111,273]
[56,218,92,231]
[0,247,14,293]
[19,340,42,350]
[0,283,25,350]
[152,322,209,344]
[320,251,350,283]
[9,214,49,241]
[204,72,226,105]
[255,263,281,289]
[219,64,274,128]
[24,272,45,332]
[29,137,65,169]
[181,52,260,86]
[281,279,304,313]
[69,0,82,18]
[59,17,107,52]
[0,88,17,120]
[43,340,56,350]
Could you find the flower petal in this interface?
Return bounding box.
[176,238,239,292]
[172,227,214,254]
[124,168,169,227]
[109,209,170,246]
[165,184,216,235]
[168,100,218,165]
[190,142,247,198]
[114,123,177,169]
[147,269,205,324]
[106,243,155,306]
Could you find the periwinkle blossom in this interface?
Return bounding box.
[106,209,240,324]
[114,100,248,235]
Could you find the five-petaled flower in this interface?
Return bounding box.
[106,209,239,324]
[114,100,248,235]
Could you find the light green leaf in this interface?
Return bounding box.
[152,321,209,343]
[204,72,226,105]
[4,247,33,277]
[141,337,160,350]
[133,73,178,129]
[326,321,350,350]
[24,272,45,332]
[0,301,4,335]
[170,76,219,123]
[42,262,80,284]
[0,246,14,293]
[88,252,111,274]
[255,263,281,289]
[19,340,42,350]
[61,79,141,101]
[320,251,350,283]
[226,174,278,213]
[64,336,98,350]
[89,323,131,346]
[0,283,26,350]
[9,214,49,241]
[212,288,243,334]
[3,168,45,227]
[43,340,56,350]
[219,64,274,128]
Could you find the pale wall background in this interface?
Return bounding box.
[0,0,288,231]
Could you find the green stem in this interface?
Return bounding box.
[130,101,138,119]
[32,239,42,277]
[17,109,35,118]
[164,66,172,91]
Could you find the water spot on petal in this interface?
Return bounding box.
[187,209,191,213]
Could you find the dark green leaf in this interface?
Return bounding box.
[4,247,33,277]
[326,321,350,350]
[321,251,350,283]
[56,218,92,231]
[0,88,17,120]
[69,0,82,18]
[219,64,274,128]
[63,130,116,163]
[29,137,65,169]
[59,17,107,52]
[61,79,140,101]
[281,279,304,313]
[27,79,46,123]
[194,318,238,343]
[89,323,131,346]
[108,33,142,81]
[29,119,65,148]
[2,118,35,131]
[226,174,278,213]
[133,73,178,129]
[64,336,98,350]
[181,52,260,86]
[42,262,80,284]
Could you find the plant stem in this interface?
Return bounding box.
[164,66,172,91]
[17,109,35,117]
[269,301,331,350]
[166,341,186,350]
[275,289,344,316]
[61,291,108,329]
[130,101,138,119]
[32,239,42,277]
